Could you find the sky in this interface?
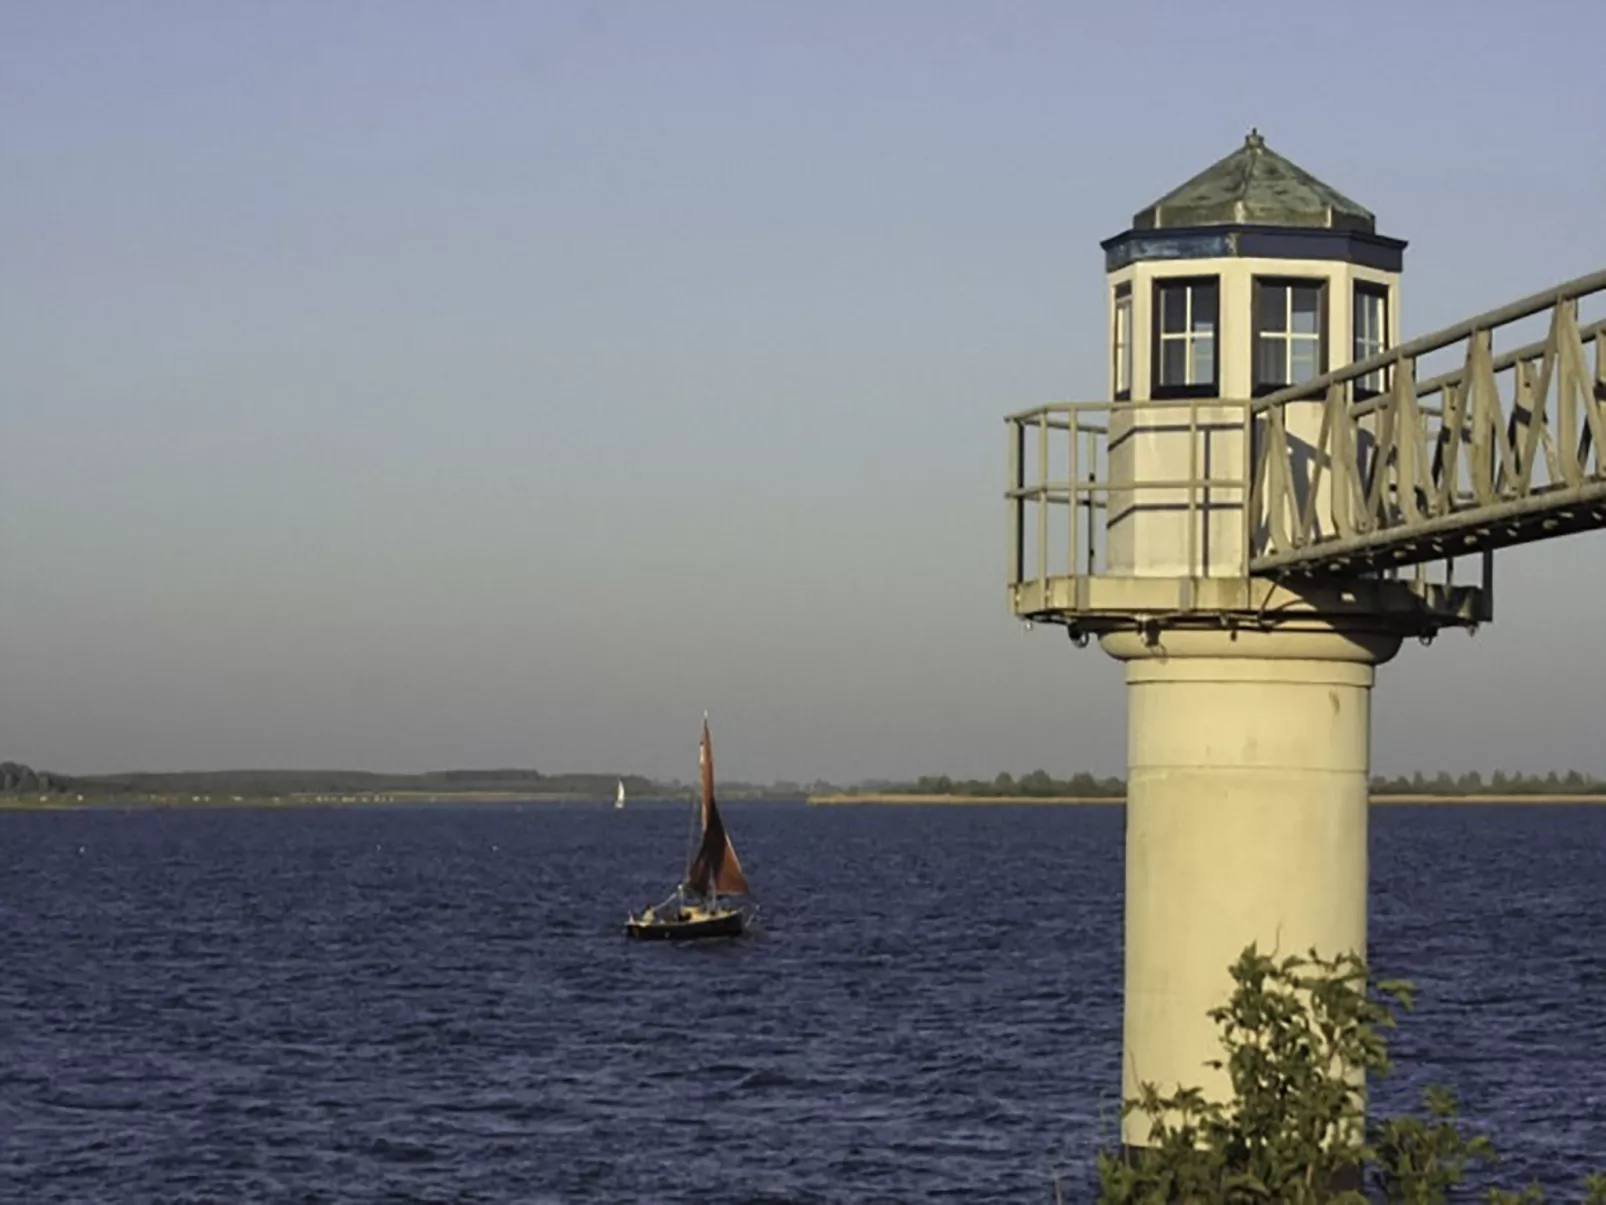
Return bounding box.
[3,0,1604,784]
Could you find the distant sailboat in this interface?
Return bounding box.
[615,779,626,810]
[625,714,752,941]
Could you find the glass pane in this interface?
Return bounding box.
[1257,335,1285,386]
[1190,335,1215,385]
[1161,285,1186,334]
[1257,283,1287,334]
[1291,286,1321,334]
[1290,338,1319,383]
[1354,290,1386,361]
[1114,298,1131,392]
[1161,338,1186,384]
[1191,283,1218,332]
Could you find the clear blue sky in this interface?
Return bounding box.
[3,1,1604,783]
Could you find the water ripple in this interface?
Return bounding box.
[0,803,1602,1201]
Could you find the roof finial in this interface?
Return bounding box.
[1246,127,1265,150]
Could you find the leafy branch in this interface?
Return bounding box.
[1093,946,1602,1203]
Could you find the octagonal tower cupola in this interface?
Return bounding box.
[1102,130,1406,404]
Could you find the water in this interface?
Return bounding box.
[1,802,1602,1202]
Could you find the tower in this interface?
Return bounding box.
[1007,131,1486,1151]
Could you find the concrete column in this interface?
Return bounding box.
[1098,625,1402,1147]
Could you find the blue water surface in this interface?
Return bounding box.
[1,802,1602,1202]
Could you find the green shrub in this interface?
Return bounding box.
[1092,946,1603,1203]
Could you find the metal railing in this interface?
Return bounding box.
[1249,269,1606,573]
[1004,271,1603,626]
[1006,397,1253,598]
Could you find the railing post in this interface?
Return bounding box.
[1331,386,1356,538]
[1037,412,1049,599]
[1008,418,1024,588]
[1086,424,1098,578]
[1266,406,1291,552]
[1297,384,1338,545]
[1435,370,1470,515]
[1468,330,1496,505]
[1241,405,1256,575]
[1396,362,1423,525]
[1595,330,1606,476]
[1069,410,1081,590]
[1556,300,1584,488]
[1187,397,1199,582]
[1365,388,1396,531]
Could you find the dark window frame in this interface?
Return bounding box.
[1150,274,1221,399]
[1251,275,1329,397]
[1352,281,1390,401]
[1113,281,1133,401]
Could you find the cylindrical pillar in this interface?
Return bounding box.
[1099,625,1402,1147]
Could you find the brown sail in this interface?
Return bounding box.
[684,716,750,897]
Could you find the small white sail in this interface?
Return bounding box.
[615,779,626,810]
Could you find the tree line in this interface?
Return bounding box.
[871,769,1606,798]
[886,771,1126,797]
[0,762,663,799]
[1369,769,1604,795]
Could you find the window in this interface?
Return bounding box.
[1113,283,1132,399]
[1152,276,1218,395]
[1353,283,1389,398]
[1253,277,1326,394]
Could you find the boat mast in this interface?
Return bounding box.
[692,711,713,903]
[682,715,705,899]
[713,713,719,912]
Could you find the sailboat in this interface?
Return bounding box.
[615,779,626,810]
[625,714,752,941]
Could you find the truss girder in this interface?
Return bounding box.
[1249,271,1606,574]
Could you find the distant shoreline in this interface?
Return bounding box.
[808,793,1606,807]
[0,789,808,812]
[0,791,616,812]
[810,793,1119,805]
[5,791,1606,813]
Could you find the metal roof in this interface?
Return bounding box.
[1131,130,1375,234]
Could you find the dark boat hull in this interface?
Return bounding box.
[625,907,744,942]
